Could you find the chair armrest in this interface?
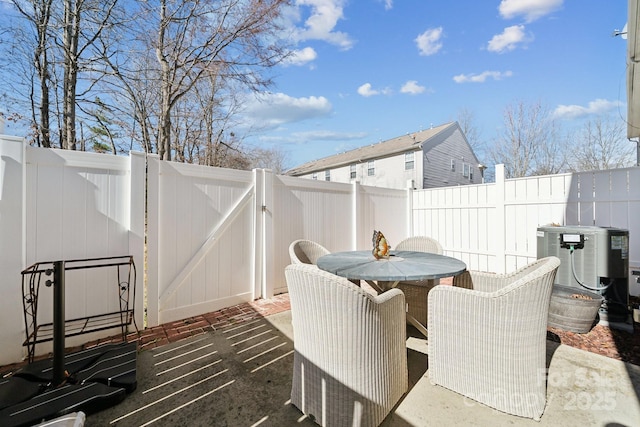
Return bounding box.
[371,288,407,341]
[453,270,507,292]
[454,258,555,292]
[373,287,405,306]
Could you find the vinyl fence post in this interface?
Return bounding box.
[495,164,507,274]
[351,181,359,250]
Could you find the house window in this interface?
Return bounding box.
[350,164,356,179]
[469,167,474,181]
[312,173,317,180]
[450,159,456,172]
[325,170,330,181]
[463,163,470,178]
[405,152,414,170]
[367,160,375,176]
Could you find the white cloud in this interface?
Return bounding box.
[293,0,354,50]
[487,25,530,53]
[499,0,563,23]
[357,83,378,97]
[400,80,426,94]
[283,47,318,66]
[415,27,443,56]
[291,130,368,141]
[383,0,393,11]
[256,130,368,150]
[357,83,392,97]
[553,99,621,119]
[453,70,513,83]
[245,92,332,128]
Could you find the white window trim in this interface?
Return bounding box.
[367,160,375,176]
[405,152,415,170]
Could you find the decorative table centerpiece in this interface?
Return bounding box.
[372,230,391,260]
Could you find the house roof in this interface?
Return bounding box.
[286,121,457,176]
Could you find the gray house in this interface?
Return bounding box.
[286,121,483,189]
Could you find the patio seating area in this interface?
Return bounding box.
[2,289,638,426]
[2,239,639,425]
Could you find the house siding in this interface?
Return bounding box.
[309,153,422,188]
[290,122,481,189]
[422,126,481,188]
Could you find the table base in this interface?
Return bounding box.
[365,280,428,338]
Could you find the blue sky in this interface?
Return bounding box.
[241,0,629,169]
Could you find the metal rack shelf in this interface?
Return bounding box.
[21,255,137,363]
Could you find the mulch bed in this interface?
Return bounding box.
[547,324,640,366]
[547,295,640,366]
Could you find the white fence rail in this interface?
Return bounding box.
[1,136,639,366]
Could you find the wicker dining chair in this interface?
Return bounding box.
[427,256,561,420]
[285,263,408,426]
[288,239,330,266]
[394,236,444,327]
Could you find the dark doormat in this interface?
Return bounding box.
[0,342,137,427]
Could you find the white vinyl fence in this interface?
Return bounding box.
[0,138,145,365]
[412,165,640,288]
[1,135,639,366]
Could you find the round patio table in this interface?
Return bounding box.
[317,250,466,284]
[317,250,467,336]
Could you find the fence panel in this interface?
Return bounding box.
[355,184,407,250]
[25,147,141,355]
[0,139,144,364]
[412,182,497,271]
[147,158,257,326]
[503,173,575,270]
[271,177,408,294]
[412,166,640,290]
[272,176,354,294]
[0,136,28,364]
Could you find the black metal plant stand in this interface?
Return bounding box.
[0,255,139,427]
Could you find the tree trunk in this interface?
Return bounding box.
[156,0,171,160]
[62,0,79,150]
[36,43,51,148]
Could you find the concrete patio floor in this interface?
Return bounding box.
[3,291,639,426]
[272,311,640,426]
[79,306,640,426]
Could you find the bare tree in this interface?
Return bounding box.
[569,116,636,171]
[246,146,291,174]
[5,0,119,150]
[97,44,160,155]
[173,72,245,166]
[457,107,483,154]
[2,0,292,166]
[9,0,54,147]
[60,0,118,150]
[456,107,490,179]
[490,100,567,178]
[147,0,290,160]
